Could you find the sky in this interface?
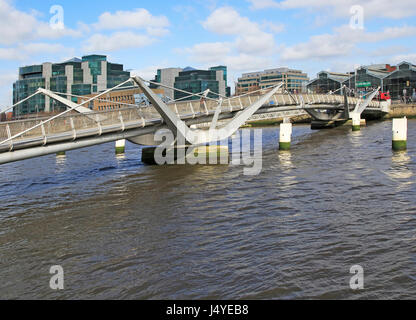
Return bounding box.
[1,0,416,108]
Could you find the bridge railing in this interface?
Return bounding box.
[168,93,380,110]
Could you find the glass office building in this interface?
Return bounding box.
[174,66,230,101]
[13,55,130,116]
[209,66,231,97]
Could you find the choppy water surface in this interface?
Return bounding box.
[0,120,415,299]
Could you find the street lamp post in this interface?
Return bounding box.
[355,68,357,97]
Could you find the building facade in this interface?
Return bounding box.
[236,68,309,95]
[209,66,231,97]
[307,62,416,100]
[235,71,262,95]
[0,112,13,122]
[150,66,230,101]
[77,87,164,111]
[173,66,230,101]
[13,55,130,116]
[149,68,183,101]
[306,71,351,94]
[382,62,416,99]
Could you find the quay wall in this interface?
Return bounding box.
[387,104,416,118]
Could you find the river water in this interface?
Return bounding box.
[0,120,415,299]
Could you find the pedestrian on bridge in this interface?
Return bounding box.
[403,88,408,104]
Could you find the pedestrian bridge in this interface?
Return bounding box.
[0,77,389,165]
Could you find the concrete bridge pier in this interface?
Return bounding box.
[141,145,229,165]
[392,117,407,151]
[115,139,126,154]
[352,113,361,131]
[279,119,292,150]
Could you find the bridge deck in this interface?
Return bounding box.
[0,93,382,153]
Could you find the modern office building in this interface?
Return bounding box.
[150,66,230,101]
[236,67,309,95]
[209,66,231,97]
[173,66,230,101]
[149,68,183,101]
[307,62,416,99]
[13,55,131,116]
[236,72,261,95]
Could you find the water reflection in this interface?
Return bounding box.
[348,128,363,147]
[116,153,126,161]
[278,151,294,170]
[55,154,67,173]
[387,151,414,183]
[277,151,297,192]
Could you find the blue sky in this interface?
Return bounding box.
[1,0,416,108]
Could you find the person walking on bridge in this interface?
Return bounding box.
[403,88,407,104]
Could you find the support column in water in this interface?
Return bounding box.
[279,120,292,150]
[115,139,126,154]
[392,117,407,151]
[352,113,361,131]
[141,145,229,165]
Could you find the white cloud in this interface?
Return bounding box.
[202,6,262,35]
[262,21,285,34]
[0,43,68,61]
[181,40,275,74]
[146,27,170,37]
[178,6,280,82]
[93,8,169,31]
[130,67,158,81]
[0,87,13,110]
[223,54,273,72]
[0,73,16,109]
[130,63,172,81]
[281,25,416,61]
[391,53,416,64]
[0,73,16,88]
[0,0,81,45]
[195,0,218,11]
[247,0,280,9]
[235,33,276,55]
[84,8,170,53]
[364,26,416,42]
[281,33,354,61]
[182,42,232,64]
[82,32,156,53]
[173,5,197,21]
[248,0,416,19]
[189,6,277,70]
[224,54,275,91]
[370,45,409,58]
